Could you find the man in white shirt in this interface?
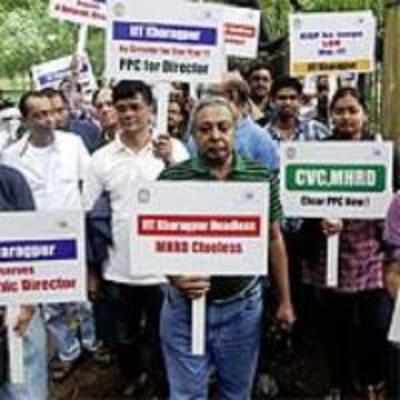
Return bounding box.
[84,80,188,397]
[3,90,97,382]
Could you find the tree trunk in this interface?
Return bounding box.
[382,0,400,139]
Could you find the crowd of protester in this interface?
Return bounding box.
[0,58,399,400]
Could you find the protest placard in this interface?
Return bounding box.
[31,53,97,94]
[280,142,393,220]
[130,182,269,276]
[211,4,260,59]
[281,142,393,287]
[129,181,269,355]
[106,0,225,83]
[289,11,376,76]
[49,0,106,28]
[0,211,86,305]
[0,210,86,383]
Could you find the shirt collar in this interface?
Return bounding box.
[113,133,153,155]
[190,151,246,177]
[266,115,305,140]
[18,129,62,156]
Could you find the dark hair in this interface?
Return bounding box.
[246,60,272,80]
[112,80,153,106]
[270,76,303,98]
[40,87,68,105]
[171,82,190,100]
[18,91,44,118]
[330,87,367,113]
[92,87,112,106]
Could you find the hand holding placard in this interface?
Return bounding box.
[169,276,210,300]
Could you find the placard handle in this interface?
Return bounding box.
[192,295,206,355]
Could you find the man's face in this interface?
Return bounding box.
[248,68,272,100]
[25,97,54,133]
[114,94,152,136]
[94,89,119,131]
[194,104,235,166]
[49,95,69,129]
[273,87,301,119]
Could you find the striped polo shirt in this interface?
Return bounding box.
[159,152,282,301]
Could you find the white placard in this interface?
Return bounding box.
[280,142,393,219]
[106,0,225,83]
[49,0,106,28]
[130,182,269,276]
[0,211,86,305]
[31,53,97,93]
[211,4,260,59]
[289,11,376,76]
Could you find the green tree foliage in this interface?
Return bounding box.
[0,0,104,79]
[259,0,384,38]
[0,1,74,78]
[0,0,385,80]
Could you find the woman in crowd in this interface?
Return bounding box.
[167,98,188,142]
[301,87,392,400]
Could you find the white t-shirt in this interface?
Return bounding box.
[3,130,90,210]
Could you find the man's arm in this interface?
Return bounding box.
[269,221,295,327]
[11,169,35,211]
[82,157,104,212]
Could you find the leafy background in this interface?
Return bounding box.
[0,0,385,88]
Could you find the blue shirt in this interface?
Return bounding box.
[187,116,280,171]
[265,117,330,233]
[0,164,35,211]
[265,116,330,143]
[66,118,104,154]
[86,193,112,267]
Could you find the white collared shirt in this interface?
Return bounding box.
[83,134,189,285]
[2,130,90,210]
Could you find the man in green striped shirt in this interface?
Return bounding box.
[159,97,294,400]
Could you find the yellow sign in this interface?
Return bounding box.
[292,59,372,75]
